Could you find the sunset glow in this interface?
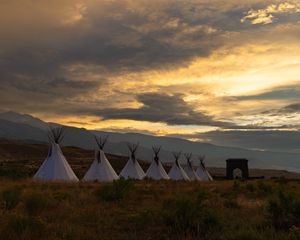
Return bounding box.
[1,0,300,140]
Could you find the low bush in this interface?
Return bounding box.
[267,190,300,229]
[132,209,164,235]
[224,227,263,240]
[2,214,46,240]
[224,198,240,209]
[2,187,22,210]
[289,226,300,240]
[232,180,241,192]
[24,192,49,215]
[162,197,222,238]
[274,176,288,185]
[96,178,134,202]
[196,187,209,204]
[0,166,29,179]
[245,183,256,193]
[256,181,273,196]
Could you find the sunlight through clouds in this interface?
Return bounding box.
[0,0,300,136]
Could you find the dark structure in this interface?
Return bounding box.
[226,159,249,179]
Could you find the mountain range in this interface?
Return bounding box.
[0,111,299,172]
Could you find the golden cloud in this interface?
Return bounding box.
[241,1,300,24]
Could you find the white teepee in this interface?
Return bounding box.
[146,146,170,180]
[196,156,213,181]
[120,143,145,180]
[34,127,79,182]
[83,136,119,182]
[83,151,99,181]
[168,152,190,181]
[184,153,201,181]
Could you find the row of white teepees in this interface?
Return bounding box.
[34,128,213,182]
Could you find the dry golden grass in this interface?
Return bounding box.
[1,140,300,239]
[0,179,299,240]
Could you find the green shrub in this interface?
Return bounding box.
[232,180,241,192]
[96,178,134,202]
[24,192,49,215]
[246,183,256,193]
[275,176,288,185]
[52,191,72,201]
[0,166,29,179]
[225,227,262,240]
[196,188,209,204]
[2,187,22,210]
[256,181,273,195]
[132,210,163,234]
[162,197,222,238]
[289,226,300,240]
[224,198,240,209]
[2,214,45,240]
[268,190,300,229]
[243,183,261,198]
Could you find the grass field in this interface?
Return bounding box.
[1,179,300,240]
[1,139,300,239]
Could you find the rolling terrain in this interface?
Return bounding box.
[0,111,300,173]
[1,139,300,180]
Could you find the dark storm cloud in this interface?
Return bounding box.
[9,77,102,96]
[82,93,234,127]
[0,0,274,82]
[0,1,222,79]
[226,124,295,130]
[0,0,291,84]
[59,2,228,70]
[1,0,300,126]
[0,0,229,115]
[259,102,300,116]
[281,103,300,113]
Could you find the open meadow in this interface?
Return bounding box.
[1,140,300,240]
[1,179,300,240]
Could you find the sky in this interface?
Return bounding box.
[0,0,300,150]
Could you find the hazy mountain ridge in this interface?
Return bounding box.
[0,111,49,130]
[0,119,46,142]
[0,111,300,172]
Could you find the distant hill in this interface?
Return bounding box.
[0,119,46,142]
[0,111,300,172]
[0,111,49,130]
[0,139,300,179]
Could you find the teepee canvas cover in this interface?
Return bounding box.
[168,152,190,181]
[146,146,169,180]
[83,136,119,182]
[34,128,79,182]
[196,156,213,181]
[83,151,100,181]
[120,143,145,180]
[184,153,201,181]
